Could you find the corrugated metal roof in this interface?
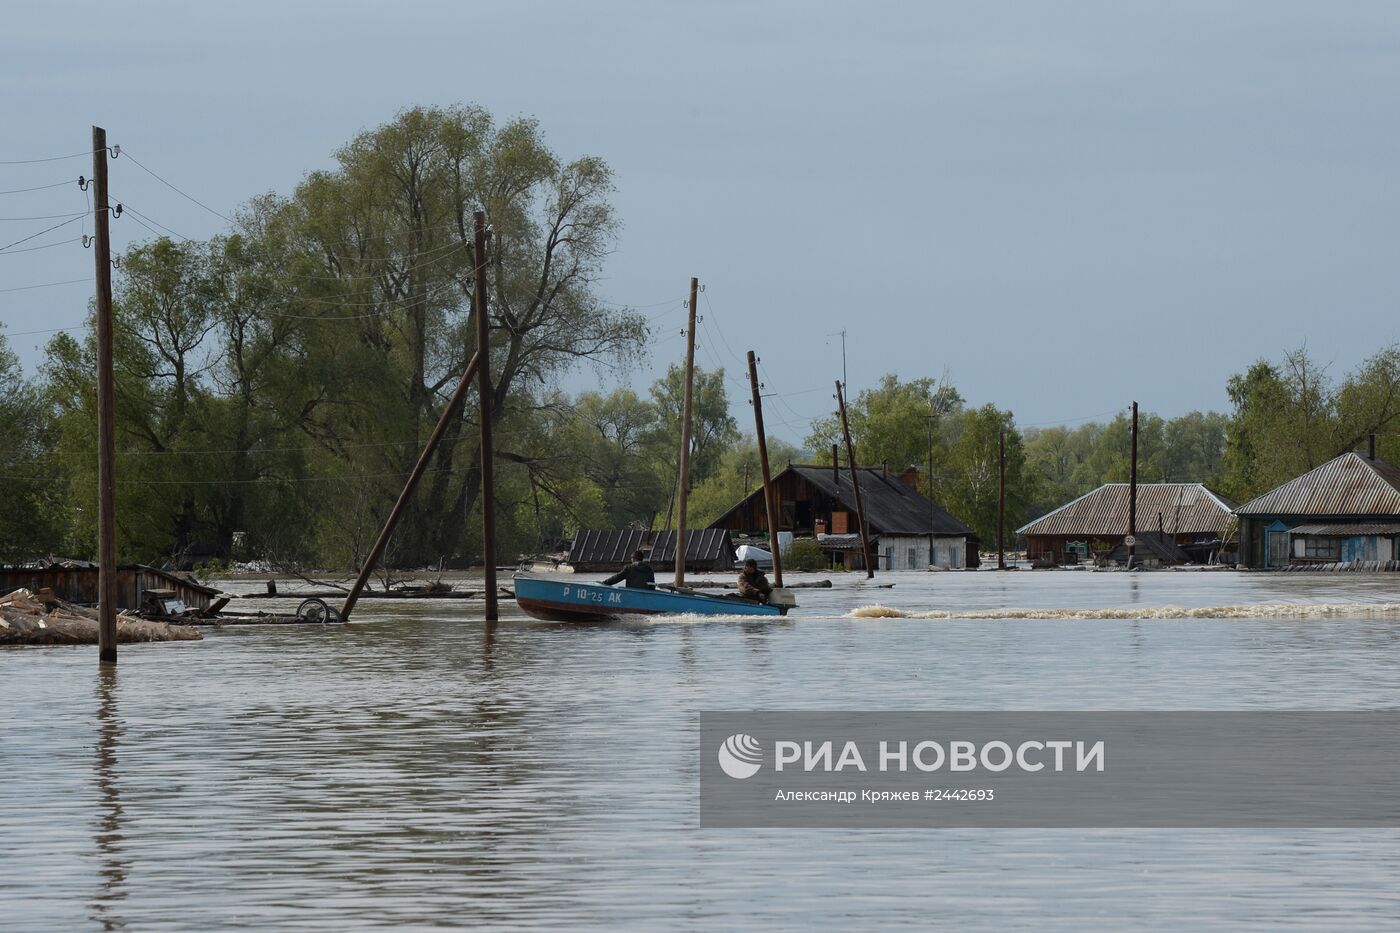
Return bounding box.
[1235,453,1400,517]
[1017,483,1236,537]
[568,529,734,567]
[1289,523,1400,536]
[789,465,975,536]
[645,529,737,565]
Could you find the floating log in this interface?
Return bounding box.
[235,588,498,600]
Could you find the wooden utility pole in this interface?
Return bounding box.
[475,211,498,620]
[1127,400,1139,569]
[92,126,117,664]
[998,430,1007,570]
[747,351,783,587]
[836,381,874,578]
[340,351,481,622]
[674,277,698,587]
[927,416,935,567]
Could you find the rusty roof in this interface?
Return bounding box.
[1234,452,1400,518]
[1017,483,1236,537]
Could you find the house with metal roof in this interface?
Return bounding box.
[1234,443,1400,569]
[707,463,978,569]
[1016,483,1236,566]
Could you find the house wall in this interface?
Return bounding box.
[0,566,214,610]
[875,535,967,570]
[1239,515,1400,568]
[879,536,929,571]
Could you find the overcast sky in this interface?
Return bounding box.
[4,1,1399,443]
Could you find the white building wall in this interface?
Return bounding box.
[881,535,966,569]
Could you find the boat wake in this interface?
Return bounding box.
[616,612,788,624]
[848,602,1400,620]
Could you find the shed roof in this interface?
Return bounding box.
[567,529,734,566]
[1017,483,1236,537]
[1288,522,1400,536]
[0,560,221,597]
[1105,531,1194,563]
[709,464,975,537]
[1234,452,1400,518]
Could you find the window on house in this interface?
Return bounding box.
[1303,537,1340,560]
[907,547,916,568]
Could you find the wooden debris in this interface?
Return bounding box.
[0,588,201,646]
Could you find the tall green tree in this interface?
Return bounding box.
[0,327,67,561]
[645,364,739,528]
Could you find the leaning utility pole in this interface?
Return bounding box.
[474,211,498,620]
[340,351,481,623]
[92,126,117,664]
[747,350,783,587]
[836,381,874,578]
[674,277,698,587]
[1127,400,1139,569]
[998,430,1007,570]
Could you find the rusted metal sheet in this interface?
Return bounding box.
[1235,453,1400,517]
[1017,484,1236,538]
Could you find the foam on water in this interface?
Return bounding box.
[848,602,1400,620]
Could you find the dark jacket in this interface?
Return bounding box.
[737,568,772,601]
[603,561,656,589]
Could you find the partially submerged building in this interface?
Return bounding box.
[1234,444,1400,569]
[707,464,978,570]
[0,559,222,611]
[567,529,736,573]
[1018,483,1236,565]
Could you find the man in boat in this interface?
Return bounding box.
[737,558,773,604]
[603,550,656,589]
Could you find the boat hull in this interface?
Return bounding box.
[513,575,785,622]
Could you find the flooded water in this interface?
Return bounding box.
[5,570,1400,930]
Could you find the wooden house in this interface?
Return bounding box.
[1234,444,1400,569]
[1017,483,1236,565]
[707,464,978,569]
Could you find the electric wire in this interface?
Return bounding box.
[0,179,77,195]
[0,150,99,165]
[0,215,84,253]
[0,277,90,294]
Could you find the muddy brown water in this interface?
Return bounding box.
[4,570,1400,929]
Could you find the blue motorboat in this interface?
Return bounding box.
[513,574,791,622]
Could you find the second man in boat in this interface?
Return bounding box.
[737,558,773,604]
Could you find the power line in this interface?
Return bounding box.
[0,149,98,165]
[0,179,78,195]
[0,277,89,294]
[0,236,82,257]
[119,150,235,223]
[0,323,83,337]
[0,210,89,222]
[0,215,84,253]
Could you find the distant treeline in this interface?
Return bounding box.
[2,106,1399,567]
